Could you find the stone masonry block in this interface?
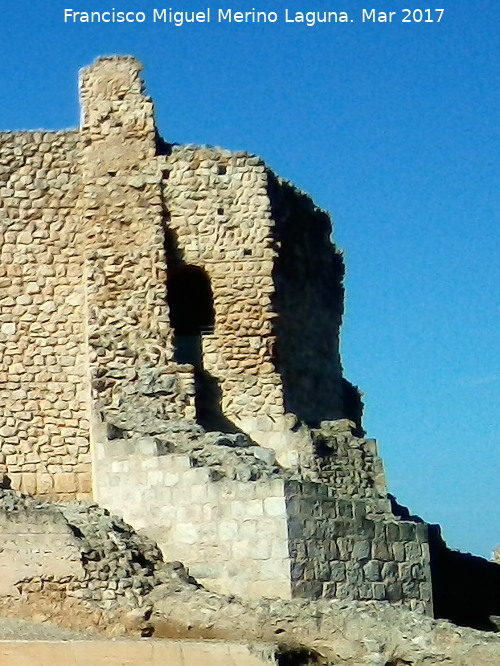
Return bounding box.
[382,561,399,582]
[337,502,354,519]
[411,563,427,581]
[352,502,366,520]
[335,582,354,600]
[190,485,208,503]
[329,561,346,582]
[372,582,387,600]
[415,523,429,543]
[20,472,36,495]
[313,561,331,582]
[398,522,417,541]
[292,580,323,599]
[147,470,164,485]
[259,558,290,581]
[263,496,285,517]
[404,542,422,560]
[246,500,264,518]
[318,499,338,518]
[36,473,54,495]
[220,483,255,502]
[305,541,325,559]
[392,542,406,562]
[345,566,363,587]
[173,522,199,545]
[288,540,307,560]
[162,472,179,487]
[386,582,403,602]
[287,518,303,539]
[218,520,238,541]
[271,539,290,559]
[322,582,337,599]
[385,522,400,541]
[290,561,306,582]
[419,582,433,602]
[187,562,223,579]
[363,560,382,581]
[238,519,261,539]
[372,539,391,560]
[177,468,210,487]
[324,540,339,559]
[352,539,371,560]
[176,504,203,523]
[358,583,373,600]
[53,472,77,494]
[360,518,375,539]
[337,537,354,560]
[162,454,191,473]
[402,579,420,598]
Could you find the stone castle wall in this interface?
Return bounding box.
[162,146,285,446]
[0,504,83,596]
[161,145,352,464]
[95,444,432,613]
[285,481,432,612]
[0,57,374,492]
[96,450,291,599]
[0,56,433,614]
[0,131,91,499]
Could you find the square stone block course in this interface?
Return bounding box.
[263,496,286,517]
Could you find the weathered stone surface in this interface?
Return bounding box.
[0,55,436,610]
[0,488,499,666]
[16,56,500,630]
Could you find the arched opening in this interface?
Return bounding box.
[167,265,215,367]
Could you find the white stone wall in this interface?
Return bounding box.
[94,448,291,600]
[0,508,83,596]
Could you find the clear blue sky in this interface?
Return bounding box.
[1,1,498,557]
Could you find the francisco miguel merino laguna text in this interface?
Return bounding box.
[64,7,446,25]
[63,8,353,26]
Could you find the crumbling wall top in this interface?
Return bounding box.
[79,55,145,97]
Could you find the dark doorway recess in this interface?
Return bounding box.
[167,264,215,368]
[167,265,215,339]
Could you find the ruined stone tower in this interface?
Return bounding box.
[0,56,433,611]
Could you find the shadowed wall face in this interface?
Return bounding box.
[268,175,347,426]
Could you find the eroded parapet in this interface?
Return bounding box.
[78,58,196,477]
[160,143,368,477]
[308,420,389,512]
[79,56,157,174]
[0,487,165,610]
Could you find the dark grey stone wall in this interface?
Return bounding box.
[285,481,433,614]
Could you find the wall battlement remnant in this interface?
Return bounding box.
[0,56,432,612]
